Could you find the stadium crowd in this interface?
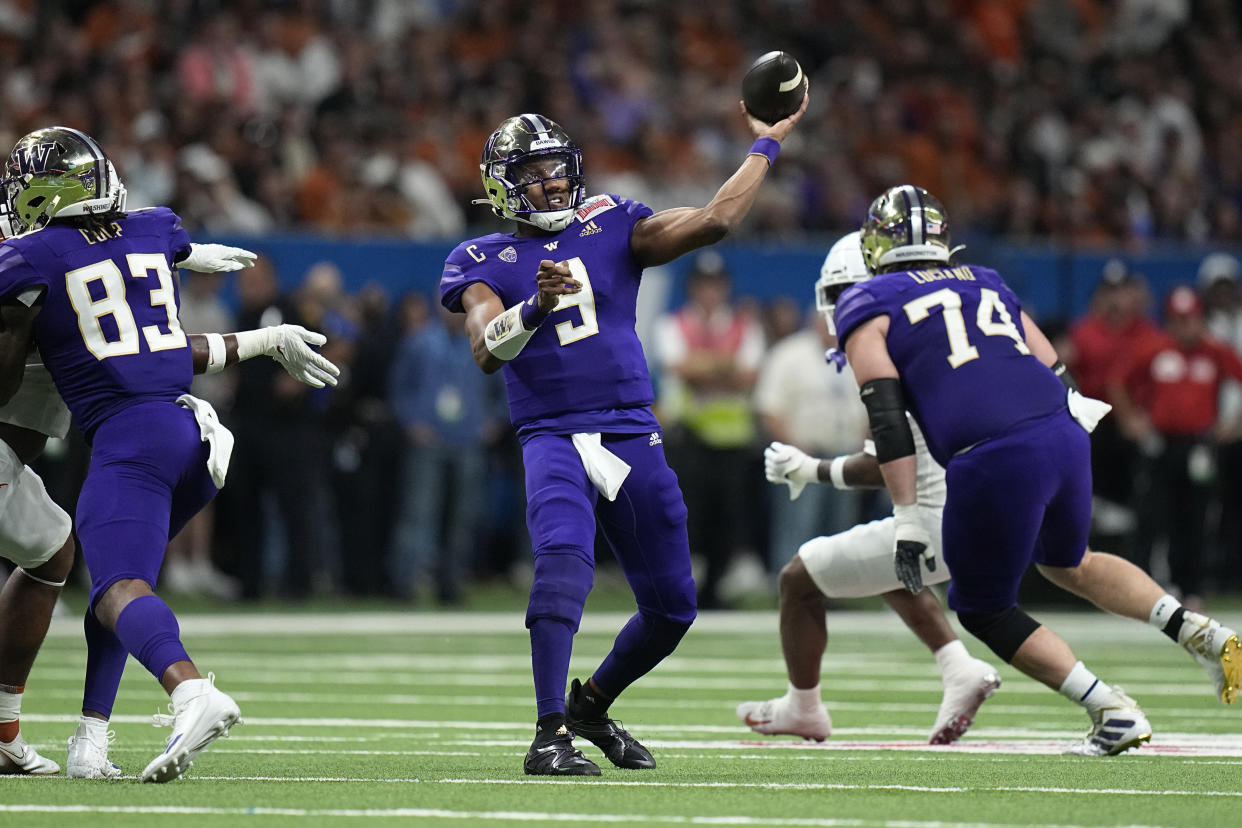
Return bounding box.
[4,0,1242,606]
[1,0,1241,245]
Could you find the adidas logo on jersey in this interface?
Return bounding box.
[579,220,603,237]
[648,432,662,447]
[543,241,559,251]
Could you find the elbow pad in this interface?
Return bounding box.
[859,378,916,463]
[484,303,537,361]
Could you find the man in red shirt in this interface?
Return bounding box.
[1110,285,1242,608]
[1067,264,1160,540]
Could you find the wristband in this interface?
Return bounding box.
[748,137,780,167]
[520,293,550,330]
[204,332,227,375]
[828,455,852,490]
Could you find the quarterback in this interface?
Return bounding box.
[440,98,806,775]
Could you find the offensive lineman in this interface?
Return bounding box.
[737,232,1000,745]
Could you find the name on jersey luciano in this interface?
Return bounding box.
[907,266,977,285]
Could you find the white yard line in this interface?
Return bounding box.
[0,802,1188,827]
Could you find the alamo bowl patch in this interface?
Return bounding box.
[499,246,518,263]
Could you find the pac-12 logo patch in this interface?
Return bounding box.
[499,246,518,263]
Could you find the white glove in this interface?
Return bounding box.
[179,243,259,273]
[1066,389,1112,434]
[892,503,935,594]
[764,441,821,501]
[234,324,341,389]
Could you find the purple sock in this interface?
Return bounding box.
[593,612,692,698]
[82,610,128,718]
[113,595,191,681]
[530,618,575,719]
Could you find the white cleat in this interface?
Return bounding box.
[929,659,1002,745]
[0,732,60,775]
[1180,617,1241,705]
[66,718,122,779]
[140,673,241,783]
[736,695,832,742]
[1064,689,1151,757]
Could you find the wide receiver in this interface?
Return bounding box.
[0,125,339,781]
[737,232,1000,745]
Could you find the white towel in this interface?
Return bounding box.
[176,393,234,488]
[1066,388,1112,434]
[571,433,631,501]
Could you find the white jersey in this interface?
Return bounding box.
[0,356,71,439]
[863,414,947,508]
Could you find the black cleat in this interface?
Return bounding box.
[523,724,601,776]
[565,678,656,769]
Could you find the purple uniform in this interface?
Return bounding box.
[0,208,214,614]
[0,207,193,438]
[836,263,1090,613]
[441,194,660,437]
[439,194,694,714]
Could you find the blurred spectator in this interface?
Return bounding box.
[325,281,404,598]
[1109,285,1242,609]
[753,309,869,572]
[1066,260,1159,546]
[388,299,504,604]
[218,260,331,600]
[1198,252,1242,588]
[655,253,765,608]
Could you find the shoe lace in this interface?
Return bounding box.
[152,673,220,729]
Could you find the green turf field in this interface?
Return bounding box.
[2,596,1239,827]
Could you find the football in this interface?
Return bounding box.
[741,51,808,125]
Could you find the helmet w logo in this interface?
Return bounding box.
[12,143,57,176]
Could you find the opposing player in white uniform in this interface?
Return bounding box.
[736,233,1000,744]
[0,356,75,775]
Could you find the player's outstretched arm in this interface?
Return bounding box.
[0,298,40,406]
[176,243,259,273]
[189,325,341,388]
[630,93,808,268]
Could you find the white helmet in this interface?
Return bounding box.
[815,231,870,335]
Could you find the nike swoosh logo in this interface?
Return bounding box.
[743,713,771,727]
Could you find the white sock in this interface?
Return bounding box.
[1058,661,1112,712]
[933,639,972,678]
[786,681,822,713]
[0,688,21,724]
[1148,594,1181,629]
[77,715,109,737]
[170,677,210,708]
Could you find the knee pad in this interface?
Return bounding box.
[956,606,1040,663]
[526,552,593,633]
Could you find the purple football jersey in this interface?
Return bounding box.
[0,207,193,438]
[440,194,660,436]
[835,263,1065,466]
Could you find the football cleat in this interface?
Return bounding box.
[929,659,1002,745]
[565,678,656,769]
[140,673,240,783]
[1180,617,1241,704]
[0,732,60,775]
[66,718,122,779]
[1064,689,1151,757]
[523,724,601,776]
[735,694,832,742]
